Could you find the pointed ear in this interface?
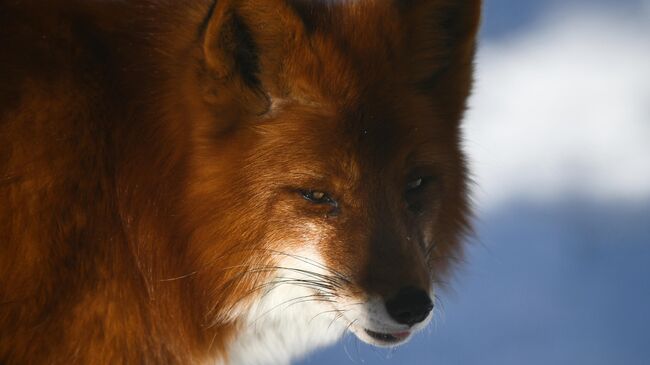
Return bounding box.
[399,0,481,122]
[202,0,270,115]
[399,0,482,81]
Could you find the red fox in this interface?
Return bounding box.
[0,0,480,364]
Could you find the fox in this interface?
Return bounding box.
[0,0,480,364]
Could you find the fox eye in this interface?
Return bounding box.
[405,174,438,213]
[406,177,424,191]
[302,190,337,206]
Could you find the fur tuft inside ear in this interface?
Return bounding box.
[202,0,270,115]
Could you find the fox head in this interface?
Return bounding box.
[178,0,480,360]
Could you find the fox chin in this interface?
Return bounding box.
[0,0,480,364]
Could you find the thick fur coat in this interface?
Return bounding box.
[0,0,480,364]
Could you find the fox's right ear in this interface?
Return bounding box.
[201,0,270,115]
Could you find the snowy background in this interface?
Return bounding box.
[297,0,650,364]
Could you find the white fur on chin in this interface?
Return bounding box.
[221,248,347,365]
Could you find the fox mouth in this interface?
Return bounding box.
[363,329,411,345]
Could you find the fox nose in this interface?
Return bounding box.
[385,287,433,326]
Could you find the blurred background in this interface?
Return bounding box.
[298,0,650,364]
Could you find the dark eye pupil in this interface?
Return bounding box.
[407,177,423,190]
[303,190,334,205]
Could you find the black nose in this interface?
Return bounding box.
[385,287,433,326]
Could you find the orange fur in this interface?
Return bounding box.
[0,0,480,363]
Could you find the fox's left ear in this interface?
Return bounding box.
[399,0,481,120]
[398,0,481,81]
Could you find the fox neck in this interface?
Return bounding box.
[223,278,346,365]
[212,246,348,365]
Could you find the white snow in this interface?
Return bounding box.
[464,8,650,210]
